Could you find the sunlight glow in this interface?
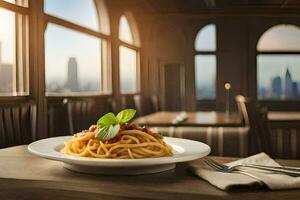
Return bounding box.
[119,15,133,44]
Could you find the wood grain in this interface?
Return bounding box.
[0,146,300,200]
[134,111,241,127]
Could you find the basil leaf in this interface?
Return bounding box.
[96,124,120,141]
[97,112,117,127]
[116,109,136,124]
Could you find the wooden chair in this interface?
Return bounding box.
[256,107,273,156]
[235,95,250,127]
[107,97,117,114]
[151,95,160,112]
[133,95,142,116]
[0,102,37,148]
[63,98,91,134]
[235,95,273,156]
[121,95,127,110]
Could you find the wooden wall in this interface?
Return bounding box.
[132,13,300,112]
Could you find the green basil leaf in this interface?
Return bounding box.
[157,132,164,139]
[97,112,117,127]
[116,109,136,124]
[96,124,120,141]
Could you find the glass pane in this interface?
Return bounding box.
[3,0,28,7]
[257,24,300,52]
[45,23,102,96]
[195,55,216,99]
[119,46,137,93]
[44,0,99,31]
[119,15,133,44]
[195,24,216,52]
[0,7,15,94]
[0,7,29,96]
[257,54,300,100]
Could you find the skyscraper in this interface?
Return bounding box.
[65,57,79,92]
[292,81,298,99]
[271,76,282,99]
[285,68,293,99]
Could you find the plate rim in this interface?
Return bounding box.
[28,136,211,167]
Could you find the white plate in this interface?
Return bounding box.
[28,136,210,175]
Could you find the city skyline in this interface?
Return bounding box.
[258,54,300,100]
[46,57,99,93]
[259,67,300,99]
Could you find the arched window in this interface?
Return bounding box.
[118,14,140,94]
[194,24,216,99]
[257,24,300,100]
[44,0,111,95]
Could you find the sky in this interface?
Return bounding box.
[0,7,15,65]
[45,23,102,84]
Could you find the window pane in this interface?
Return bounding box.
[119,15,133,44]
[45,23,103,96]
[257,24,300,52]
[257,54,300,100]
[44,0,99,31]
[0,7,29,96]
[195,55,216,99]
[119,46,137,93]
[3,0,28,7]
[195,24,216,52]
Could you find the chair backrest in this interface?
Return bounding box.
[63,98,90,134]
[151,95,160,112]
[133,94,143,116]
[255,107,273,156]
[235,95,250,127]
[121,95,127,110]
[0,102,37,148]
[107,97,117,114]
[235,94,273,155]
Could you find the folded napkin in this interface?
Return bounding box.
[189,153,300,190]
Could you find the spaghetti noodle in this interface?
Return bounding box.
[62,124,173,159]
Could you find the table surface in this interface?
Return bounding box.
[268,111,300,121]
[134,111,241,127]
[1,145,300,200]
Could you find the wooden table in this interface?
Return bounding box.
[268,111,300,128]
[268,111,300,122]
[134,111,241,127]
[1,146,300,200]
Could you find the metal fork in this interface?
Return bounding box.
[203,157,300,177]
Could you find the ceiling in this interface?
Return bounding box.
[143,0,300,13]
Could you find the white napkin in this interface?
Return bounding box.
[189,153,300,190]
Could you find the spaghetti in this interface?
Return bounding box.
[62,124,173,159]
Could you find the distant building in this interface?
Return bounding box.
[271,76,282,99]
[292,81,298,99]
[259,87,267,99]
[285,68,293,99]
[0,42,13,93]
[64,57,79,92]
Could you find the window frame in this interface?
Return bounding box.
[117,13,141,95]
[43,0,112,97]
[193,23,217,110]
[256,23,300,103]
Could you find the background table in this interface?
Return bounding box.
[134,111,241,127]
[1,145,300,200]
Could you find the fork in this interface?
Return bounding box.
[203,157,300,176]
